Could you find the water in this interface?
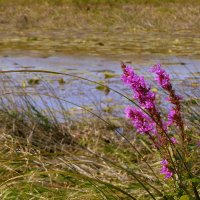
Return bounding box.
[0,55,199,121]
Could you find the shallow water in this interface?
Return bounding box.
[0,55,199,121]
[1,55,199,77]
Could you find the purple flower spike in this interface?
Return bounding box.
[160,165,168,174]
[160,159,168,165]
[151,64,171,90]
[121,65,135,85]
[167,107,182,127]
[170,137,178,144]
[165,171,173,179]
[121,63,156,110]
[160,159,173,179]
[121,62,168,147]
[151,63,185,149]
[125,106,155,134]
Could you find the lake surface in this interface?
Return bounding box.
[0,55,199,121]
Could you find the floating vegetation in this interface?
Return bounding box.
[20,66,36,69]
[96,85,110,95]
[102,106,114,113]
[21,80,26,88]
[28,78,40,85]
[58,78,65,84]
[104,72,117,79]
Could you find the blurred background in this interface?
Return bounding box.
[1,0,200,57]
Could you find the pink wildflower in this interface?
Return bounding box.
[121,63,156,109]
[151,64,185,144]
[160,159,173,179]
[170,137,178,144]
[160,159,168,165]
[167,108,179,126]
[125,106,156,134]
[151,64,171,90]
[121,63,169,147]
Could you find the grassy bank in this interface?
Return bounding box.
[0,74,154,199]
[0,0,200,57]
[0,69,199,199]
[1,0,200,33]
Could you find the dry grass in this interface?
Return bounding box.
[0,99,157,199]
[0,0,200,57]
[0,70,199,199]
[1,0,200,32]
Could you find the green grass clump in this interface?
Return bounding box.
[0,70,199,199]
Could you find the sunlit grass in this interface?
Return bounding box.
[0,68,198,199]
[1,0,200,58]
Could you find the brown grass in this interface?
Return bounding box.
[0,0,200,57]
[0,1,200,32]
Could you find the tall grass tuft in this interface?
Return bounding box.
[0,66,199,199]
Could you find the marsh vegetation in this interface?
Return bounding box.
[0,0,199,199]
